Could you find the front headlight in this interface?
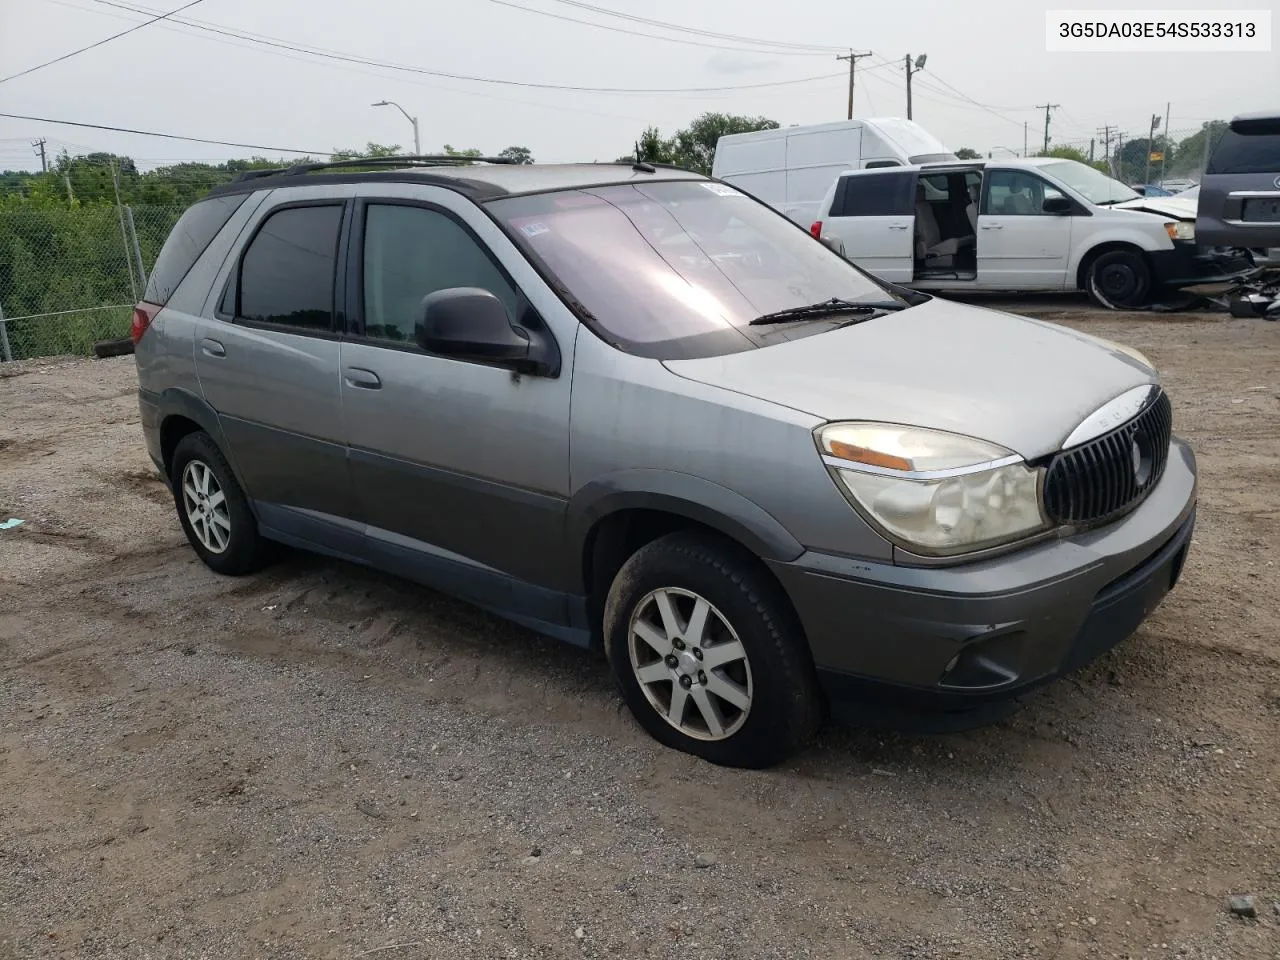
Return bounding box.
[816,423,1047,556]
[1164,221,1195,242]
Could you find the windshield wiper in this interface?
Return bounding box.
[748,297,908,326]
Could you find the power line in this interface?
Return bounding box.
[0,0,203,85]
[85,0,843,94]
[484,0,826,56]
[0,112,332,155]
[537,0,846,52]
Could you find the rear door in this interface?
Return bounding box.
[1196,117,1280,248]
[821,170,915,283]
[194,185,358,526]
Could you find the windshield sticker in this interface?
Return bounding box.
[519,222,551,238]
[700,183,742,197]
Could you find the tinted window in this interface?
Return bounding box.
[489,180,894,360]
[982,170,1066,216]
[238,205,342,330]
[834,172,914,216]
[361,204,519,342]
[143,194,247,305]
[1208,127,1280,175]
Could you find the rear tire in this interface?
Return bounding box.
[1086,248,1152,310]
[170,431,271,576]
[603,531,822,768]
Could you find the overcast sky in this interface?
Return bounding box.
[1,0,1276,172]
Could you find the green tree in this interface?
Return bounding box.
[667,113,780,175]
[1170,121,1227,177]
[330,142,402,161]
[497,145,534,165]
[954,147,981,160]
[1038,145,1110,174]
[629,113,779,175]
[442,144,483,165]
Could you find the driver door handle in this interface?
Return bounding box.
[981,223,1003,230]
[888,224,910,230]
[344,367,382,390]
[200,338,225,357]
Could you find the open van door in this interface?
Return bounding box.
[823,169,916,283]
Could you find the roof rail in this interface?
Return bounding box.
[283,155,517,176]
[229,154,518,183]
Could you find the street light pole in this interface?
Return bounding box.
[372,100,420,155]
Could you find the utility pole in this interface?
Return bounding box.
[1098,124,1116,172]
[904,53,926,120]
[835,50,872,120]
[1036,103,1059,155]
[1089,137,1095,162]
[1116,130,1125,181]
[32,138,47,172]
[1200,121,1213,174]
[1158,101,1171,184]
[1144,112,1161,184]
[1023,121,1028,157]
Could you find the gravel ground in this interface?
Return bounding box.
[1,305,1278,959]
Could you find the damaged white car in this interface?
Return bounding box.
[812,157,1257,309]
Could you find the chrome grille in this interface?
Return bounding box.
[1043,391,1173,526]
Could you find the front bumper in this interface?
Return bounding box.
[1150,243,1258,287]
[768,438,1197,724]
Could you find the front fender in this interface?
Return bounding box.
[567,469,805,585]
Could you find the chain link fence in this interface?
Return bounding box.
[0,203,187,362]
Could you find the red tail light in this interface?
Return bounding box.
[810,220,823,238]
[131,302,161,344]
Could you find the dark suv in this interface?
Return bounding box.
[1196,111,1280,249]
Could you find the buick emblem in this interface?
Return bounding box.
[1275,175,1280,189]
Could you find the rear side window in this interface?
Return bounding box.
[237,205,343,331]
[1207,122,1280,175]
[833,172,915,217]
[143,194,247,305]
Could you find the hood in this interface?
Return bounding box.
[1112,195,1196,220]
[662,297,1158,461]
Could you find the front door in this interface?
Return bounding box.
[977,169,1074,288]
[193,188,357,525]
[827,169,916,283]
[338,186,575,608]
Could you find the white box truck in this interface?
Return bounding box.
[711,117,957,227]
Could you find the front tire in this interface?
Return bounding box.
[603,531,822,768]
[1086,248,1152,310]
[170,431,271,576]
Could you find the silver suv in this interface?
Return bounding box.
[132,157,1198,768]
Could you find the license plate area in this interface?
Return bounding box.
[1242,196,1280,223]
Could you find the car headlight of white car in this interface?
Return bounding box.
[816,422,1048,556]
[1164,221,1195,242]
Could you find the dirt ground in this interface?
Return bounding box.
[2,302,1279,960]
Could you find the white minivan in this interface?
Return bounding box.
[812,157,1257,309]
[711,118,956,227]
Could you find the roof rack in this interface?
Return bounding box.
[230,154,518,183]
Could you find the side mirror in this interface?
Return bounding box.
[1043,196,1073,215]
[820,234,846,256]
[415,287,529,363]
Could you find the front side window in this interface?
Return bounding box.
[488,180,895,360]
[361,204,521,343]
[1037,160,1138,205]
[237,205,342,330]
[982,171,1067,216]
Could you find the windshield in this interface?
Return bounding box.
[1039,160,1140,205]
[486,180,896,359]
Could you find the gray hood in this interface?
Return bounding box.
[663,297,1158,460]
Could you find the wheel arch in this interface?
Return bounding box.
[568,472,806,644]
[1074,239,1153,292]
[156,388,252,503]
